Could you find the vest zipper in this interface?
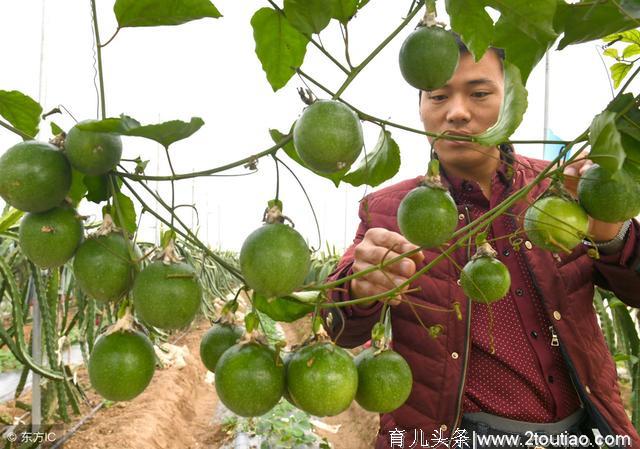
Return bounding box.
[549,325,560,346]
[452,206,473,433]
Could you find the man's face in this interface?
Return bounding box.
[419,50,504,169]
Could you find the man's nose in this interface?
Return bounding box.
[445,95,471,124]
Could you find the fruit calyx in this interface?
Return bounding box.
[156,239,183,265]
[105,308,135,336]
[422,159,447,191]
[95,213,119,236]
[49,132,66,150]
[263,199,294,226]
[471,242,498,261]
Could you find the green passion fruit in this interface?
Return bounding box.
[397,184,458,248]
[64,120,123,176]
[399,26,460,90]
[19,206,83,268]
[286,342,358,417]
[88,330,156,401]
[133,261,202,331]
[577,164,640,223]
[199,323,244,372]
[460,256,511,304]
[0,141,71,212]
[73,233,137,302]
[293,100,364,174]
[240,223,310,298]
[214,342,285,417]
[524,196,589,253]
[253,292,314,323]
[354,347,413,413]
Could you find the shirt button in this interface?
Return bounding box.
[548,375,554,383]
[553,311,562,320]
[456,279,461,286]
[530,331,538,338]
[451,352,459,359]
[585,385,591,394]
[463,182,473,192]
[503,249,510,256]
[524,241,533,250]
[458,213,465,221]
[515,288,524,296]
[440,424,448,432]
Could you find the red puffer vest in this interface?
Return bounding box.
[322,151,640,449]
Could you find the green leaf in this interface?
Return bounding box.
[357,0,370,9]
[475,61,528,146]
[446,0,494,62]
[603,47,619,59]
[589,110,625,174]
[0,208,23,233]
[77,116,204,148]
[68,169,89,207]
[283,0,332,35]
[76,115,141,133]
[244,311,260,333]
[269,128,346,187]
[112,192,137,234]
[251,8,309,92]
[623,43,640,58]
[0,90,42,139]
[83,175,111,204]
[331,0,358,23]
[557,1,639,50]
[342,129,400,187]
[604,29,640,46]
[447,0,557,82]
[594,288,616,355]
[161,229,176,248]
[611,62,634,89]
[114,0,221,28]
[125,117,204,148]
[50,122,64,136]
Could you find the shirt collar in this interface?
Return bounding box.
[437,144,515,195]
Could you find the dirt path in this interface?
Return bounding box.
[59,318,379,449]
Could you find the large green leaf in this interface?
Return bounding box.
[77,116,204,148]
[446,0,557,83]
[603,29,640,46]
[556,1,639,50]
[114,0,221,28]
[0,90,42,138]
[110,192,137,234]
[621,0,640,19]
[125,118,204,148]
[68,169,88,207]
[594,288,616,355]
[251,8,309,92]
[84,175,111,204]
[589,110,625,174]
[611,62,634,89]
[331,0,359,23]
[284,0,332,35]
[446,0,494,62]
[0,207,23,233]
[342,129,400,187]
[475,62,528,146]
[269,128,346,187]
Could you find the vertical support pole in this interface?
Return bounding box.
[29,277,42,430]
[543,51,551,155]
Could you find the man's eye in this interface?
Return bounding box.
[472,91,490,98]
[429,94,447,101]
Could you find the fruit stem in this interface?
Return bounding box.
[423,0,437,26]
[334,0,425,98]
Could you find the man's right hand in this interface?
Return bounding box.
[350,228,425,307]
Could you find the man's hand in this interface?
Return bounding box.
[563,158,626,242]
[351,228,425,307]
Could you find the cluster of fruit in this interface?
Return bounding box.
[201,322,413,418]
[0,122,203,402]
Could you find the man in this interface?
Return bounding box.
[322,37,640,449]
